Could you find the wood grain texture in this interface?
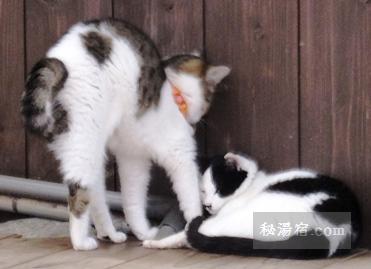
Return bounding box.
[113,0,203,56]
[0,0,25,177]
[10,238,156,269]
[205,0,299,171]
[1,236,369,269]
[113,0,204,193]
[0,236,70,268]
[300,0,371,247]
[25,0,114,188]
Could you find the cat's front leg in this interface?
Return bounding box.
[160,153,202,222]
[117,156,158,240]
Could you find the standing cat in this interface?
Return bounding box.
[21,18,230,250]
[144,153,361,259]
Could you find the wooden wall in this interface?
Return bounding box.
[0,0,370,246]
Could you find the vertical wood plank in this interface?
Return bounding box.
[300,0,371,247]
[0,0,25,177]
[113,0,204,194]
[205,0,299,170]
[25,0,114,188]
[113,0,203,56]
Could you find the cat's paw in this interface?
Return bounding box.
[142,239,166,249]
[134,227,159,241]
[97,231,127,243]
[72,237,98,251]
[108,231,127,243]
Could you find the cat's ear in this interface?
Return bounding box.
[224,152,242,171]
[205,65,231,87]
[225,152,258,177]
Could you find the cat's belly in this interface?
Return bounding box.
[108,97,194,160]
[108,114,173,159]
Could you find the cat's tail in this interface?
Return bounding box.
[186,217,354,260]
[21,57,68,139]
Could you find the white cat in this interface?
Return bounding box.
[144,153,361,259]
[21,19,230,250]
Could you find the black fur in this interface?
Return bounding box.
[196,155,210,175]
[186,216,354,259]
[22,57,69,138]
[52,101,69,136]
[210,155,247,197]
[81,31,112,64]
[267,175,362,246]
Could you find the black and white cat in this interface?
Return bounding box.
[21,18,230,250]
[144,152,362,259]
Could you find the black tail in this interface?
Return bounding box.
[21,58,68,138]
[186,217,355,260]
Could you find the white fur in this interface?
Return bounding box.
[43,21,230,250]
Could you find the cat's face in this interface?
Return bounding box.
[163,55,230,124]
[200,155,248,215]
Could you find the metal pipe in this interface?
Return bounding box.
[0,175,173,219]
[0,195,68,221]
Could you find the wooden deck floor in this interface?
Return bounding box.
[0,234,370,269]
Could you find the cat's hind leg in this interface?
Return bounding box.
[54,131,125,250]
[62,151,126,250]
[52,133,103,250]
[66,181,97,250]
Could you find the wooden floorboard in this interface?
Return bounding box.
[322,250,371,269]
[110,249,224,269]
[7,238,155,269]
[0,235,370,269]
[0,237,70,268]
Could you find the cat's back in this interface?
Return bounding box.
[43,19,166,130]
[47,19,144,73]
[46,19,164,94]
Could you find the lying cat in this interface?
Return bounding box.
[144,153,361,259]
[21,18,230,250]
